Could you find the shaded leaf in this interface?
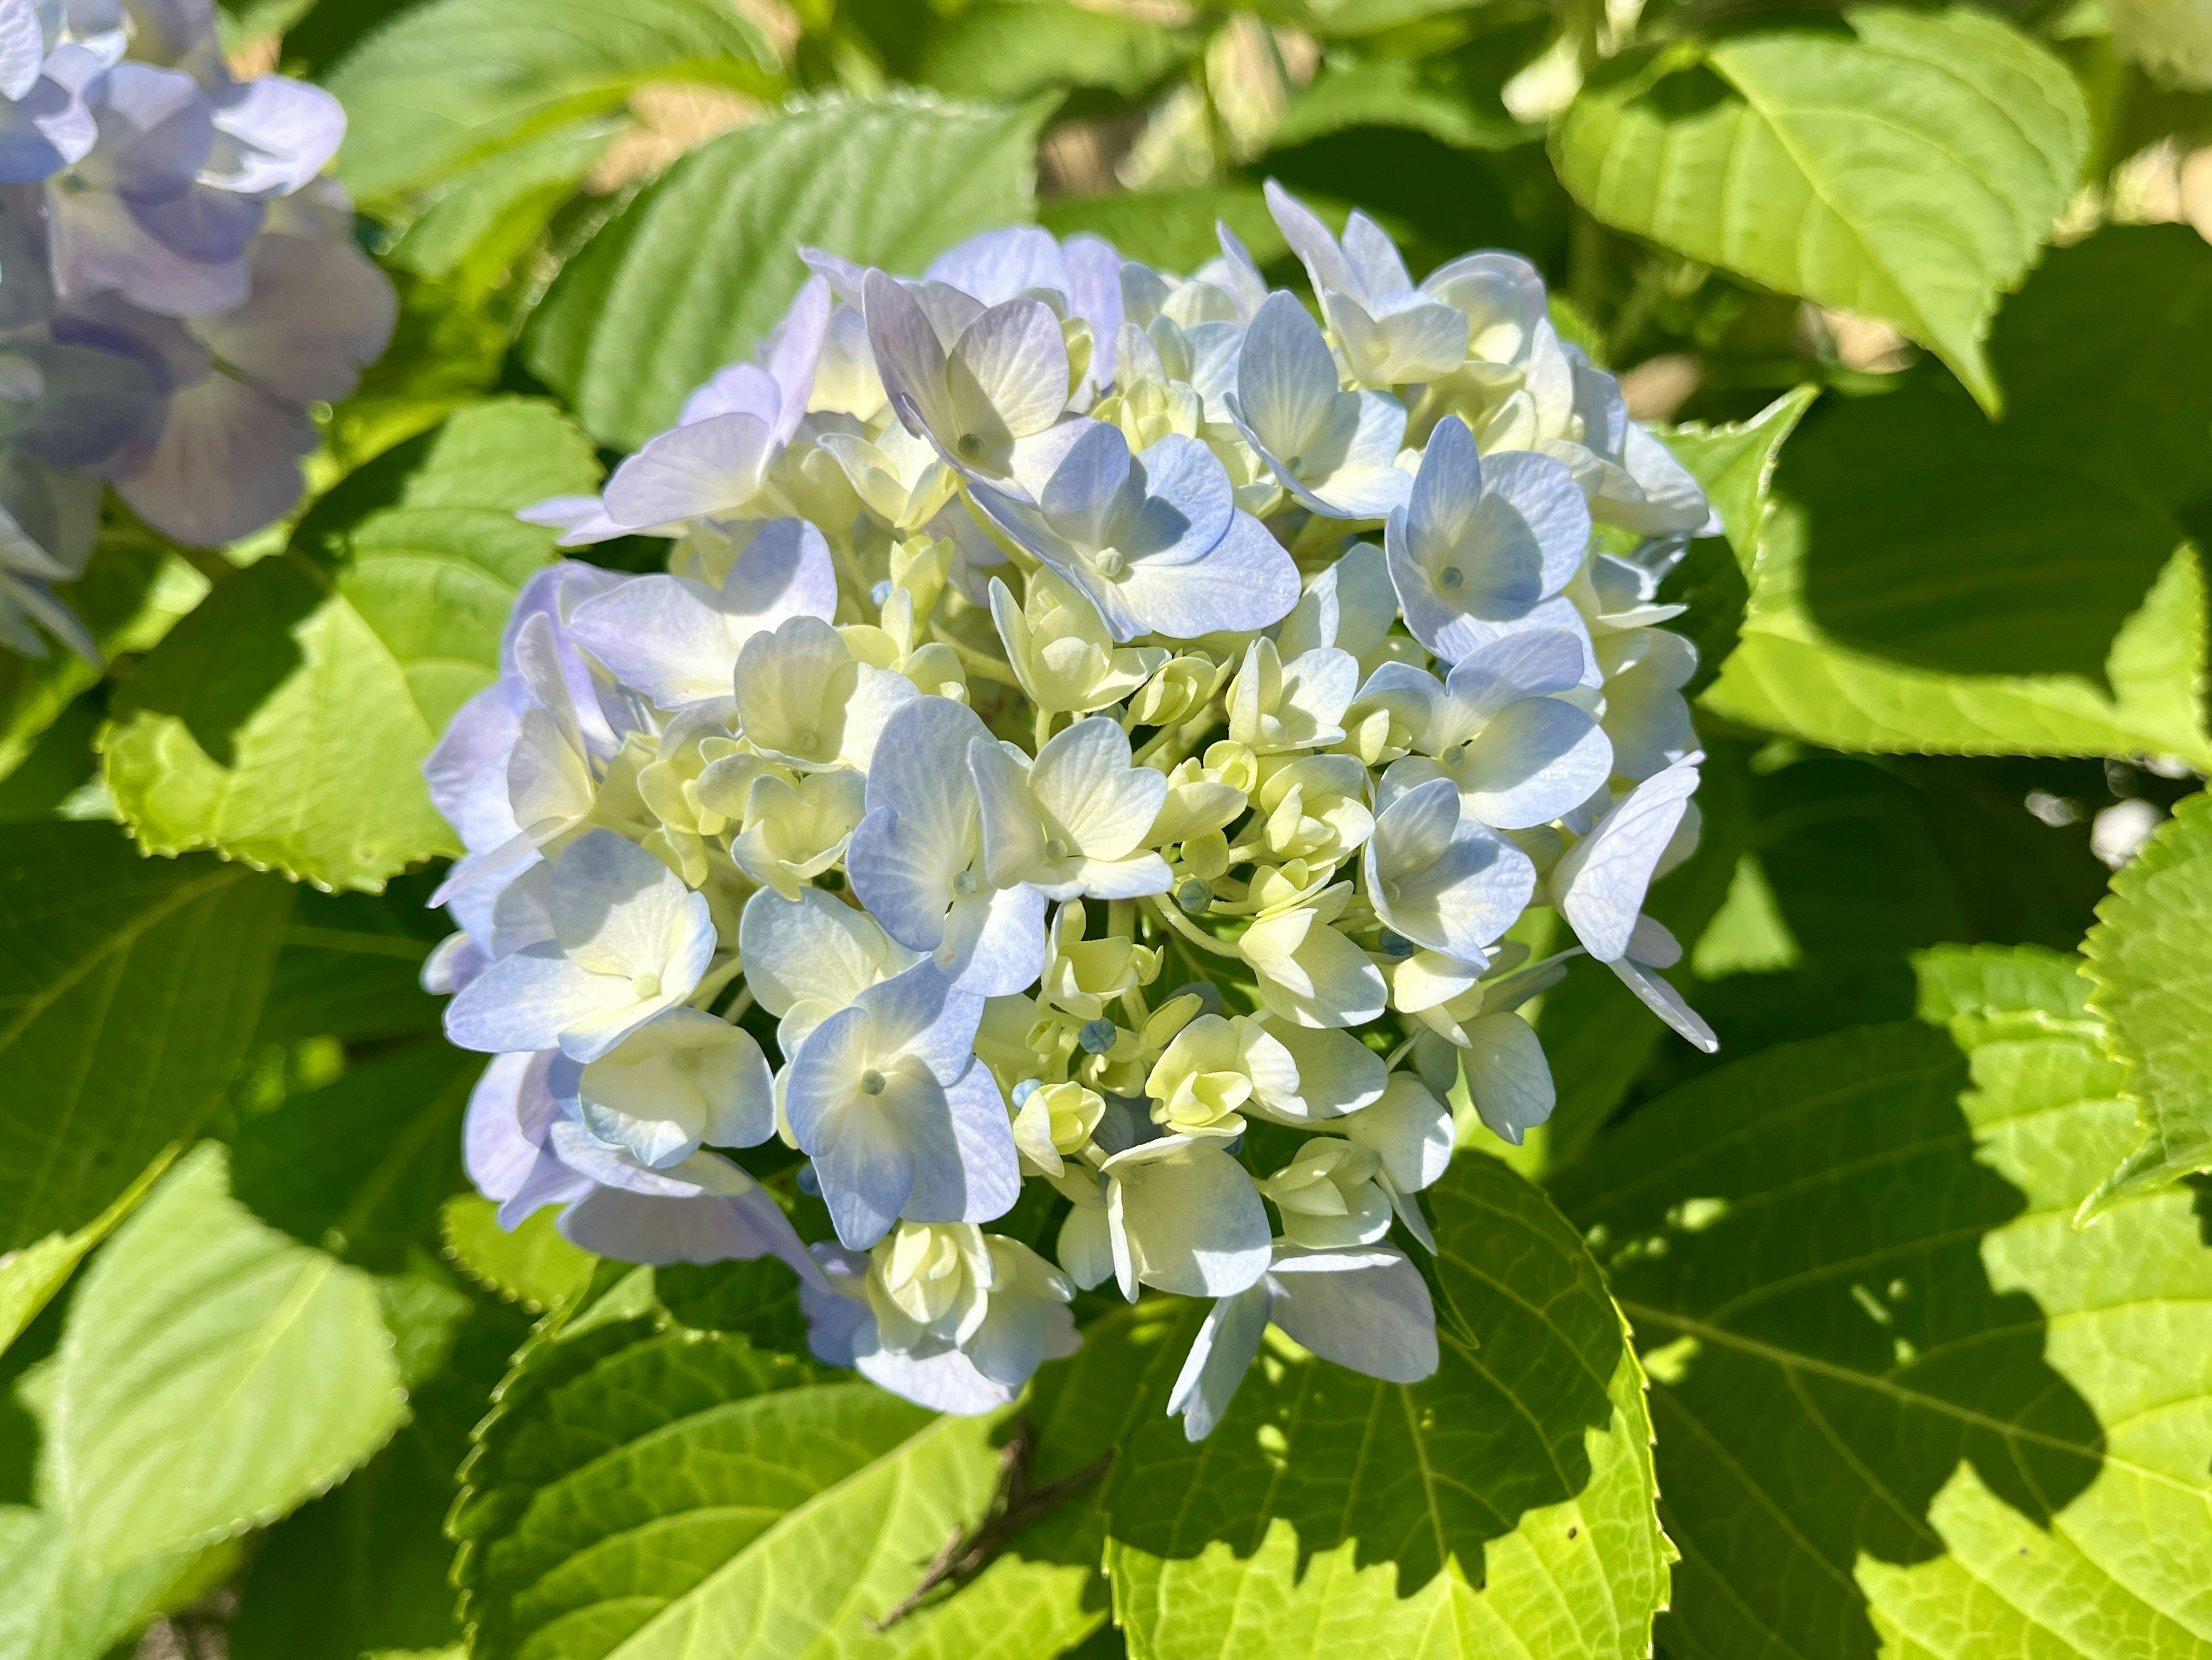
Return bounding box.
[1555,8,2087,409]
[256,886,446,1045]
[916,2,1198,101]
[0,823,289,1250]
[230,1284,532,1660]
[229,1040,478,1268]
[1701,230,2212,765]
[527,91,1050,449]
[0,541,206,786]
[1040,186,1286,276]
[101,400,601,892]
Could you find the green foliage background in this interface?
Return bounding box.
[4,0,2211,1654]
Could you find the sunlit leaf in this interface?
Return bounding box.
[450,1268,1103,1658]
[101,400,600,892]
[46,1144,406,1575]
[2080,788,2212,1213]
[527,91,1049,448]
[1555,7,2087,410]
[1550,946,2212,1657]
[325,0,778,201]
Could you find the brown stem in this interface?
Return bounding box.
[869,1419,1115,1631]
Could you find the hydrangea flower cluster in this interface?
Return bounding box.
[0,0,393,659]
[427,182,1718,1438]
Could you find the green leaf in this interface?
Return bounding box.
[450,1268,1103,1659]
[389,121,623,296]
[100,400,601,892]
[2080,788,2212,1212]
[0,1504,228,1660]
[1700,229,2212,765]
[1549,946,2212,1658]
[526,91,1051,449]
[0,1151,176,1360]
[1041,185,1287,275]
[1554,7,2088,410]
[1650,749,2111,1088]
[230,1285,532,1660]
[1660,381,1820,575]
[915,1,1198,101]
[44,1143,406,1576]
[228,1040,477,1268]
[1068,1154,1670,1658]
[0,540,207,787]
[256,888,445,1045]
[0,823,290,1250]
[440,1195,598,1315]
[325,0,778,202]
[1268,20,1549,156]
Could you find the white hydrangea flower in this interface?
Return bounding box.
[422,196,1722,1438]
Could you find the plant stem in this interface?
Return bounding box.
[1145,894,1245,959]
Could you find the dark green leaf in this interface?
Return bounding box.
[230,1283,531,1660]
[1040,186,1286,275]
[0,823,289,1250]
[228,1040,478,1268]
[1703,228,2212,764]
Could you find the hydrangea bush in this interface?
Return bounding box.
[422,187,1717,1434]
[0,0,391,659]
[7,2,2212,1655]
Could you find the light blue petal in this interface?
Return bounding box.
[1233,291,1337,460]
[1123,433,1233,566]
[1459,697,1614,830]
[1168,1283,1271,1442]
[1110,509,1299,638]
[1265,1244,1437,1382]
[443,944,630,1056]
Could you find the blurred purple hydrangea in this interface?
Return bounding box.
[0,0,393,661]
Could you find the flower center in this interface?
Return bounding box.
[1380,879,1403,906]
[630,971,662,999]
[957,432,985,460]
[1095,549,1126,578]
[1285,453,1304,471]
[1438,565,1464,591]
[859,1068,887,1095]
[1043,837,1070,862]
[1078,1018,1118,1054]
[952,869,978,897]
